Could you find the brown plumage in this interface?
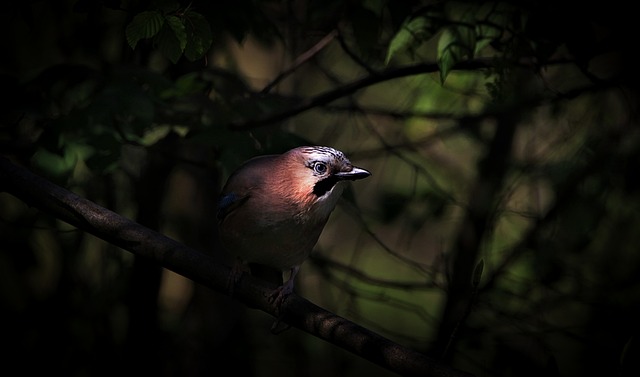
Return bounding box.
[217,146,370,307]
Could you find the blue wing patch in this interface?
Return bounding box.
[217,192,249,222]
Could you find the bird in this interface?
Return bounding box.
[216,145,371,309]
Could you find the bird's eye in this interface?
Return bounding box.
[313,162,328,174]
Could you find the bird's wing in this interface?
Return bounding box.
[216,191,250,222]
[217,154,274,223]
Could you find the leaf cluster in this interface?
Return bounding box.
[126,3,212,63]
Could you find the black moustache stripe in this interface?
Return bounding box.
[313,175,340,197]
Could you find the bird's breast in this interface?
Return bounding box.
[219,186,343,271]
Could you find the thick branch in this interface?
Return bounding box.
[0,156,473,377]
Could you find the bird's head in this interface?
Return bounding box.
[217,145,370,225]
[281,146,371,204]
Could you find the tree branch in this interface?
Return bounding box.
[0,155,473,377]
[226,59,494,130]
[260,29,339,94]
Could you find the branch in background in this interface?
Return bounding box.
[479,132,615,295]
[224,57,600,132]
[157,58,609,135]
[432,111,518,360]
[310,254,439,290]
[227,59,494,131]
[260,29,339,94]
[0,155,473,377]
[335,29,378,75]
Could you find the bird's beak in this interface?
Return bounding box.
[334,166,371,181]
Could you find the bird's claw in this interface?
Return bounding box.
[268,283,294,334]
[267,282,293,309]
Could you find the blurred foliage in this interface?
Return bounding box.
[1,0,640,377]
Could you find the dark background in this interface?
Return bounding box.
[1,1,639,376]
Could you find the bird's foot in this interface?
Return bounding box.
[267,279,294,310]
[268,281,294,334]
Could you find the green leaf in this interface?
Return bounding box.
[32,141,92,178]
[385,16,434,64]
[156,22,183,63]
[437,27,456,83]
[475,23,502,53]
[32,147,76,177]
[184,11,212,61]
[437,25,476,83]
[472,259,484,288]
[126,10,165,49]
[165,15,187,52]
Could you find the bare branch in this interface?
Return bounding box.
[226,59,494,130]
[260,29,339,94]
[0,156,473,377]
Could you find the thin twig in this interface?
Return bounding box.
[260,29,339,94]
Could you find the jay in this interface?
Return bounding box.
[217,146,370,308]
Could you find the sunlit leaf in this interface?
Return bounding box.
[437,27,456,83]
[437,25,476,83]
[474,2,518,54]
[475,23,502,53]
[385,16,434,64]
